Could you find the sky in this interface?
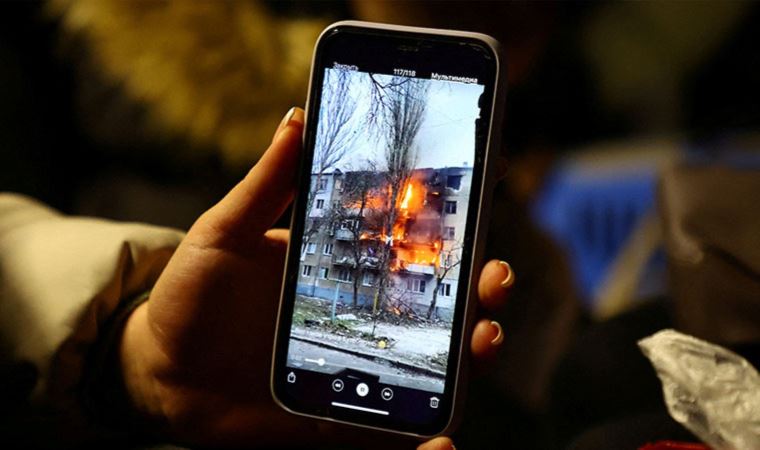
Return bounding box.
[315,69,484,172]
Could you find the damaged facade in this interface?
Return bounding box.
[296,166,471,321]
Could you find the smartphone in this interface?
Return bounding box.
[272,20,503,438]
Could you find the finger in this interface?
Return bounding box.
[195,107,304,244]
[271,107,296,142]
[417,436,455,450]
[477,259,514,311]
[470,318,503,361]
[262,228,290,254]
[264,228,289,245]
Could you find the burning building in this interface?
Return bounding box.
[297,165,472,321]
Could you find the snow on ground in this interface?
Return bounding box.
[353,322,451,357]
[291,320,451,373]
[287,340,445,392]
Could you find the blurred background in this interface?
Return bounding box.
[2,1,759,449]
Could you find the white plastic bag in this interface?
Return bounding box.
[639,329,760,450]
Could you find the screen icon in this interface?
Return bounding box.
[356,382,369,397]
[287,372,296,383]
[429,396,439,409]
[332,378,344,392]
[381,388,394,401]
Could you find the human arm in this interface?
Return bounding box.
[117,107,513,448]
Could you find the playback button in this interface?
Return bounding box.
[381,387,393,401]
[356,382,369,397]
[332,378,344,392]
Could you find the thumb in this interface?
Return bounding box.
[417,437,455,450]
[191,107,304,248]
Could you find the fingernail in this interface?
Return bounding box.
[490,321,504,346]
[499,261,515,289]
[274,107,303,142]
[281,107,296,127]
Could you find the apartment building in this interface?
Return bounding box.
[296,166,472,321]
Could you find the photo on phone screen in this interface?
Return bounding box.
[273,23,500,435]
[288,67,483,394]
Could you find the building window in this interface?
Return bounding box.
[441,252,453,268]
[317,178,328,191]
[340,219,358,230]
[305,242,316,254]
[363,272,375,286]
[334,178,342,191]
[407,278,426,293]
[443,226,455,240]
[446,175,462,190]
[323,243,333,255]
[315,199,325,210]
[337,268,353,282]
[319,267,329,279]
[301,265,313,277]
[444,201,457,214]
[332,200,340,209]
[438,282,451,297]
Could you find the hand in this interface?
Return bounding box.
[119,107,515,449]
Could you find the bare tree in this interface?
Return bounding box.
[325,162,380,307]
[304,68,360,245]
[368,74,430,318]
[313,68,359,177]
[427,240,463,319]
[365,75,413,131]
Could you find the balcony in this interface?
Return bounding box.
[334,228,354,241]
[360,255,380,269]
[332,254,380,269]
[402,263,435,275]
[332,255,356,267]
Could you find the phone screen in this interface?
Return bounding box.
[273,24,499,435]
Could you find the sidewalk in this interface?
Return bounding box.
[291,320,451,377]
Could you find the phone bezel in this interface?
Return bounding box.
[271,20,503,438]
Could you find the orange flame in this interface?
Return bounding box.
[347,177,444,272]
[400,182,413,210]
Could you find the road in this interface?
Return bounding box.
[287,340,444,393]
